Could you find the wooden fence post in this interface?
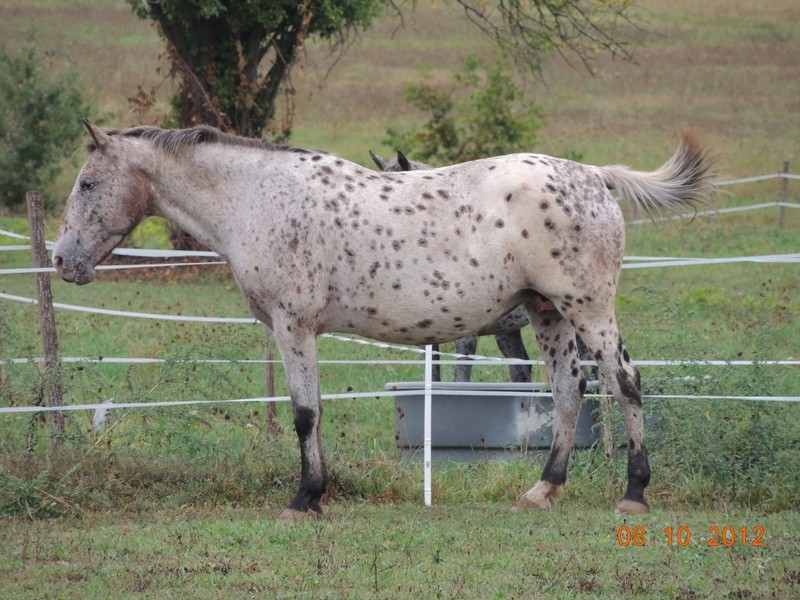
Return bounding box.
[779,161,789,228]
[26,191,65,443]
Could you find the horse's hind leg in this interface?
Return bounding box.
[514,307,586,510]
[454,335,478,382]
[572,314,651,514]
[495,330,531,383]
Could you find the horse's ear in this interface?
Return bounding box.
[369,150,387,170]
[82,119,109,151]
[397,151,412,172]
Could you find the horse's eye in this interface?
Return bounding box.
[80,180,96,192]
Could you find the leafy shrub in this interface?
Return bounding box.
[385,54,544,165]
[0,40,92,210]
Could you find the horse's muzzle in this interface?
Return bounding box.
[52,246,96,285]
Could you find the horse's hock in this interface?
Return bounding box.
[389,381,601,462]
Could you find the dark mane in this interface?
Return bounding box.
[87,124,310,156]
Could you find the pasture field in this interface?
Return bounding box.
[2,505,799,599]
[1,0,799,598]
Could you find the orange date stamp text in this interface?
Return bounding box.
[616,525,765,547]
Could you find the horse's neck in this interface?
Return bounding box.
[147,147,278,255]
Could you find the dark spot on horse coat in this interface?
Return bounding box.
[521,229,529,238]
[544,219,555,231]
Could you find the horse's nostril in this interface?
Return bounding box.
[53,255,63,269]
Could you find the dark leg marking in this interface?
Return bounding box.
[287,404,327,515]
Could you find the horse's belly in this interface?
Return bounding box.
[324,281,529,346]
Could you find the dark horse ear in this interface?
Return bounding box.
[396,150,412,172]
[369,150,387,170]
[82,119,109,151]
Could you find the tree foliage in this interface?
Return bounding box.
[129,1,639,139]
[385,55,544,165]
[0,43,92,209]
[452,0,639,74]
[127,0,384,139]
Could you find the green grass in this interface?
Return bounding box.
[1,505,798,599]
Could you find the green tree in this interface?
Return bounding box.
[127,0,384,139]
[385,55,544,164]
[129,1,639,139]
[0,43,92,209]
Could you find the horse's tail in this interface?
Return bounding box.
[596,132,717,216]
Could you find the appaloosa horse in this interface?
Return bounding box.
[53,121,715,520]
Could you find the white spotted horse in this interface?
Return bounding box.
[54,121,715,519]
[370,150,598,384]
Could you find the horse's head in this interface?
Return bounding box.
[368,150,429,173]
[53,120,151,285]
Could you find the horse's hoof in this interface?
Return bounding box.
[615,498,650,514]
[277,508,321,522]
[512,494,551,512]
[549,484,566,504]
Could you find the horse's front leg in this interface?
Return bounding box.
[514,307,585,510]
[271,324,327,522]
